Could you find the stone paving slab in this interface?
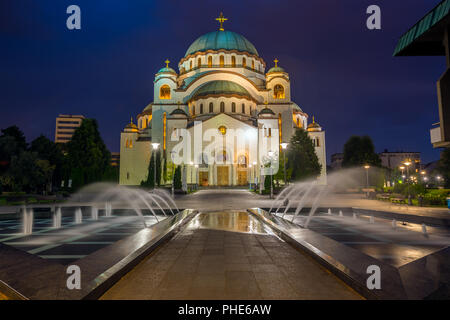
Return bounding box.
[101,211,361,300]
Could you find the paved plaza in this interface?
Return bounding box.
[101,211,361,300]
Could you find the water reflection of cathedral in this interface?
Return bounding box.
[120,14,326,186]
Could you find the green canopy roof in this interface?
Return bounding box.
[394,0,450,56]
[190,80,252,100]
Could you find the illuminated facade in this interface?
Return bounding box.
[55,114,85,143]
[120,14,326,186]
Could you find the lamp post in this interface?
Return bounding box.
[253,161,257,188]
[194,164,198,190]
[189,161,193,191]
[268,151,275,199]
[403,160,412,182]
[403,160,412,205]
[248,164,252,190]
[280,143,288,186]
[151,143,160,188]
[364,165,370,187]
[170,150,175,197]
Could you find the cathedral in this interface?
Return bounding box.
[120,14,326,187]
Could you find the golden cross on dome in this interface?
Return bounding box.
[274,58,279,68]
[216,12,228,31]
[130,116,133,124]
[165,59,170,68]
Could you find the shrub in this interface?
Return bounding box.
[422,189,449,206]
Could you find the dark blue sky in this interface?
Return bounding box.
[0,0,445,163]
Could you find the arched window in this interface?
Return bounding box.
[189,61,192,70]
[231,56,236,67]
[315,138,320,147]
[208,56,212,67]
[252,60,255,70]
[297,117,300,127]
[242,104,245,114]
[209,102,214,113]
[219,56,224,67]
[200,104,203,114]
[273,84,285,99]
[160,85,171,99]
[192,105,195,116]
[238,155,247,168]
[197,57,201,68]
[220,102,225,113]
[242,57,246,68]
[199,153,208,167]
[232,102,236,113]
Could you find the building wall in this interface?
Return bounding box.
[119,131,151,185]
[379,152,421,172]
[55,114,84,143]
[308,131,327,184]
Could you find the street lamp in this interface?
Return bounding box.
[268,151,275,199]
[151,143,160,188]
[403,160,412,205]
[280,143,288,186]
[248,164,252,190]
[363,165,370,188]
[194,164,198,190]
[253,161,257,187]
[189,161,194,191]
[403,160,412,181]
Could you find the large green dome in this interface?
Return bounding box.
[190,80,252,100]
[185,30,259,57]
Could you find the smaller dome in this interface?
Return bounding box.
[170,108,188,117]
[307,117,322,132]
[191,80,252,101]
[157,67,177,74]
[267,66,286,74]
[258,107,275,116]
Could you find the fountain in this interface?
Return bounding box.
[53,206,62,228]
[105,202,112,217]
[268,167,383,228]
[22,206,33,235]
[75,207,83,224]
[91,206,98,220]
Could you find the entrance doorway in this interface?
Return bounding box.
[199,171,209,186]
[217,166,229,186]
[237,170,248,186]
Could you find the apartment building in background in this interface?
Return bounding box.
[55,114,85,143]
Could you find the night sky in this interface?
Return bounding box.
[0,0,445,163]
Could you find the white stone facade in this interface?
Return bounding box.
[119,25,326,186]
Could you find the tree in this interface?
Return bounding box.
[342,135,381,167]
[9,151,48,193]
[141,152,155,188]
[0,126,28,174]
[66,119,111,190]
[173,166,182,190]
[155,150,162,187]
[30,135,64,189]
[1,126,27,150]
[287,128,322,181]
